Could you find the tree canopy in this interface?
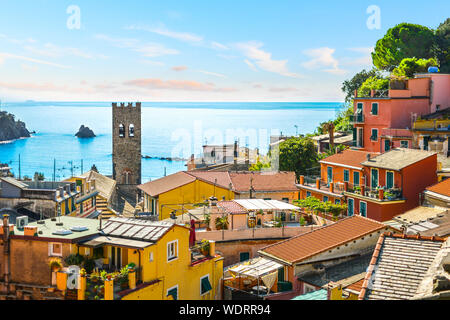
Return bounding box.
[278,136,318,178]
[392,57,439,78]
[341,69,383,102]
[357,76,390,97]
[435,18,450,73]
[372,23,436,71]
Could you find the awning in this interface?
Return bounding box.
[80,235,153,249]
[234,199,300,211]
[228,257,283,279]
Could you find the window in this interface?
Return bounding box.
[200,275,213,295]
[327,167,333,184]
[335,199,341,205]
[306,191,311,198]
[384,139,391,152]
[371,103,378,115]
[240,252,250,262]
[167,285,178,300]
[282,198,289,203]
[49,243,63,257]
[356,103,363,113]
[167,240,178,261]
[323,196,329,202]
[386,171,394,189]
[400,140,409,148]
[343,170,350,182]
[353,171,360,186]
[129,124,135,137]
[360,202,367,217]
[371,169,379,189]
[348,199,354,216]
[149,251,154,262]
[119,124,125,137]
[371,129,378,141]
[264,198,272,200]
[278,267,285,282]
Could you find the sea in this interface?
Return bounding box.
[0,101,343,182]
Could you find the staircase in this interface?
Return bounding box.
[96,196,117,219]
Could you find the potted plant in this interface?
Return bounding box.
[49,258,63,272]
[354,186,361,194]
[127,263,136,272]
[200,239,210,256]
[384,191,396,200]
[80,268,87,277]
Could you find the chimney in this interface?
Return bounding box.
[378,188,384,200]
[209,240,216,256]
[299,175,305,185]
[24,226,38,237]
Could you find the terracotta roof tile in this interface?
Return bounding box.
[229,171,298,192]
[425,178,450,197]
[137,171,196,197]
[187,171,233,190]
[217,201,247,214]
[320,149,378,169]
[345,278,365,293]
[259,216,389,264]
[359,233,445,300]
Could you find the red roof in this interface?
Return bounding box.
[426,178,450,197]
[320,149,378,169]
[138,171,298,197]
[217,201,247,214]
[229,171,298,192]
[259,216,389,264]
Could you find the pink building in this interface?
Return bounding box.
[351,73,450,153]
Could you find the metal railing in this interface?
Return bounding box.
[345,183,402,201]
[349,114,364,123]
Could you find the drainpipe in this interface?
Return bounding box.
[2,214,11,289]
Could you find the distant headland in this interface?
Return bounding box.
[0,111,30,143]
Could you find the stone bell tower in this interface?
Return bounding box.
[112,102,142,198]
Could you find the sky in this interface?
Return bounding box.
[0,0,448,102]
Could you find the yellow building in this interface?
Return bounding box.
[138,171,299,221]
[79,217,224,300]
[0,215,223,300]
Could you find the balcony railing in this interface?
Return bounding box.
[345,183,402,201]
[349,114,364,124]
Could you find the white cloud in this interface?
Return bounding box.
[211,41,229,50]
[0,52,71,69]
[24,43,107,60]
[126,24,203,43]
[237,42,300,78]
[244,59,258,72]
[302,47,346,75]
[94,34,179,58]
[197,70,227,78]
[342,47,374,67]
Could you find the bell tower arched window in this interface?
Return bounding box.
[119,124,125,137]
[129,124,135,137]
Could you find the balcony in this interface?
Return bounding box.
[349,114,364,124]
[298,176,345,196]
[345,183,403,201]
[380,128,413,139]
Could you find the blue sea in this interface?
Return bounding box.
[0,101,343,182]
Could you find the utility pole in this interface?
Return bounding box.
[18,154,21,180]
[53,159,56,182]
[81,159,83,174]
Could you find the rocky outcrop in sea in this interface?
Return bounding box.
[75,125,96,138]
[0,111,30,142]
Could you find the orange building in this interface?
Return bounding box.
[298,148,438,222]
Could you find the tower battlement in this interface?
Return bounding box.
[112,102,142,108]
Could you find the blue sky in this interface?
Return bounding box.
[0,0,448,102]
